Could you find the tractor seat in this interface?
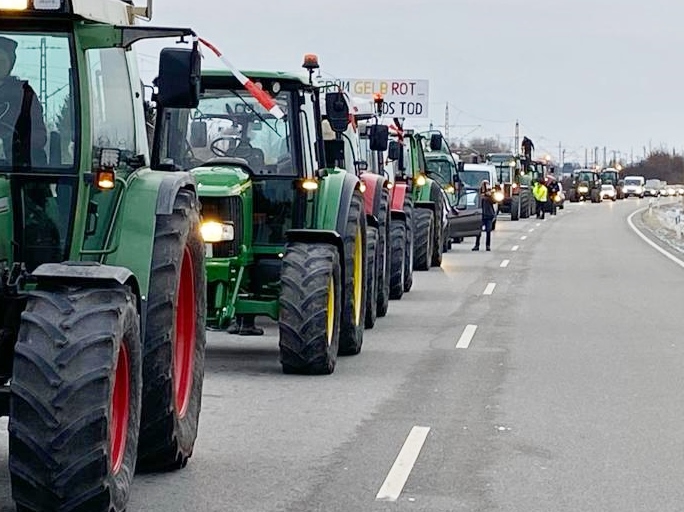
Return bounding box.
[224,143,265,172]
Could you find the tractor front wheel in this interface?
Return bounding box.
[389,219,406,300]
[279,243,341,374]
[137,189,206,472]
[364,226,378,329]
[10,285,142,512]
[413,208,434,271]
[339,190,367,356]
[376,189,391,317]
[403,197,414,292]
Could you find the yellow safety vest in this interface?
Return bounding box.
[533,183,548,202]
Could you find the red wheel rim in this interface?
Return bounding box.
[174,246,196,418]
[110,343,130,474]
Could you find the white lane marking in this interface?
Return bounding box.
[456,324,478,349]
[511,245,519,251]
[500,259,510,268]
[521,235,527,240]
[529,228,535,232]
[483,283,496,295]
[376,426,431,501]
[627,208,684,270]
[536,222,541,226]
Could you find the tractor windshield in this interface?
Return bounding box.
[158,89,295,175]
[577,172,594,182]
[0,31,76,173]
[425,156,454,186]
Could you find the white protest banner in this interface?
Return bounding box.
[321,78,429,119]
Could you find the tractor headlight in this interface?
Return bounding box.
[493,191,504,202]
[578,186,589,193]
[445,184,455,194]
[201,221,235,242]
[415,174,427,187]
[0,0,27,9]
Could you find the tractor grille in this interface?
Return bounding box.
[201,196,243,258]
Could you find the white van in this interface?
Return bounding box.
[461,163,499,216]
[623,176,645,198]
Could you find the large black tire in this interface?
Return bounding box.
[10,285,142,512]
[520,192,530,219]
[389,219,406,300]
[376,189,391,317]
[403,196,414,293]
[568,189,579,202]
[413,208,433,271]
[510,195,520,221]
[137,189,206,472]
[279,242,341,374]
[590,189,600,203]
[364,226,378,329]
[430,184,445,267]
[338,190,367,356]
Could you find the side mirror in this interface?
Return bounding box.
[355,160,369,172]
[369,124,389,152]
[156,46,201,108]
[430,133,442,151]
[190,120,208,148]
[387,140,401,161]
[325,92,350,133]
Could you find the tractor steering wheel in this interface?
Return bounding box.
[210,137,234,157]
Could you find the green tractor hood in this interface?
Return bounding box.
[192,163,252,197]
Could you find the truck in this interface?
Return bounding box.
[155,56,370,374]
[0,1,207,510]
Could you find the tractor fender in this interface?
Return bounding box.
[156,173,198,214]
[390,182,408,212]
[360,172,387,217]
[285,229,345,265]
[334,173,362,237]
[390,210,407,222]
[32,262,142,313]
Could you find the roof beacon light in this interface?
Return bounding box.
[302,53,320,71]
[199,38,285,120]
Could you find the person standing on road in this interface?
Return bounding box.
[473,180,496,252]
[546,174,560,215]
[533,178,548,219]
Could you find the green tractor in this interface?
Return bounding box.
[154,63,368,375]
[0,1,207,511]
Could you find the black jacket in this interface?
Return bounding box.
[480,192,496,220]
[0,77,48,165]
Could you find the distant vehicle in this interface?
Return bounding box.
[623,176,645,198]
[567,169,602,202]
[599,168,625,199]
[644,179,661,197]
[675,184,684,196]
[664,184,676,197]
[601,184,617,201]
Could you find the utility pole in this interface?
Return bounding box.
[602,146,607,167]
[558,141,561,167]
[24,37,60,121]
[514,120,519,156]
[584,148,588,168]
[444,103,450,142]
[594,146,599,166]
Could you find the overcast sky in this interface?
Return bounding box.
[137,0,684,163]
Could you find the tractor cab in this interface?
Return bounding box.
[421,130,462,200]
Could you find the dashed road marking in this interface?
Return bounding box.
[536,222,541,226]
[483,283,496,295]
[376,426,431,502]
[529,228,535,232]
[521,235,527,240]
[456,324,478,349]
[500,259,510,268]
[512,245,519,251]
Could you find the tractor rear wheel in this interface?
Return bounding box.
[520,191,530,219]
[376,189,391,317]
[511,196,520,221]
[364,226,378,329]
[403,196,414,292]
[10,284,142,512]
[389,219,406,300]
[413,208,433,271]
[339,191,367,356]
[279,242,341,374]
[137,189,206,472]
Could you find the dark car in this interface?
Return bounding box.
[444,187,484,245]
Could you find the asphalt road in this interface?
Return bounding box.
[2,196,684,511]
